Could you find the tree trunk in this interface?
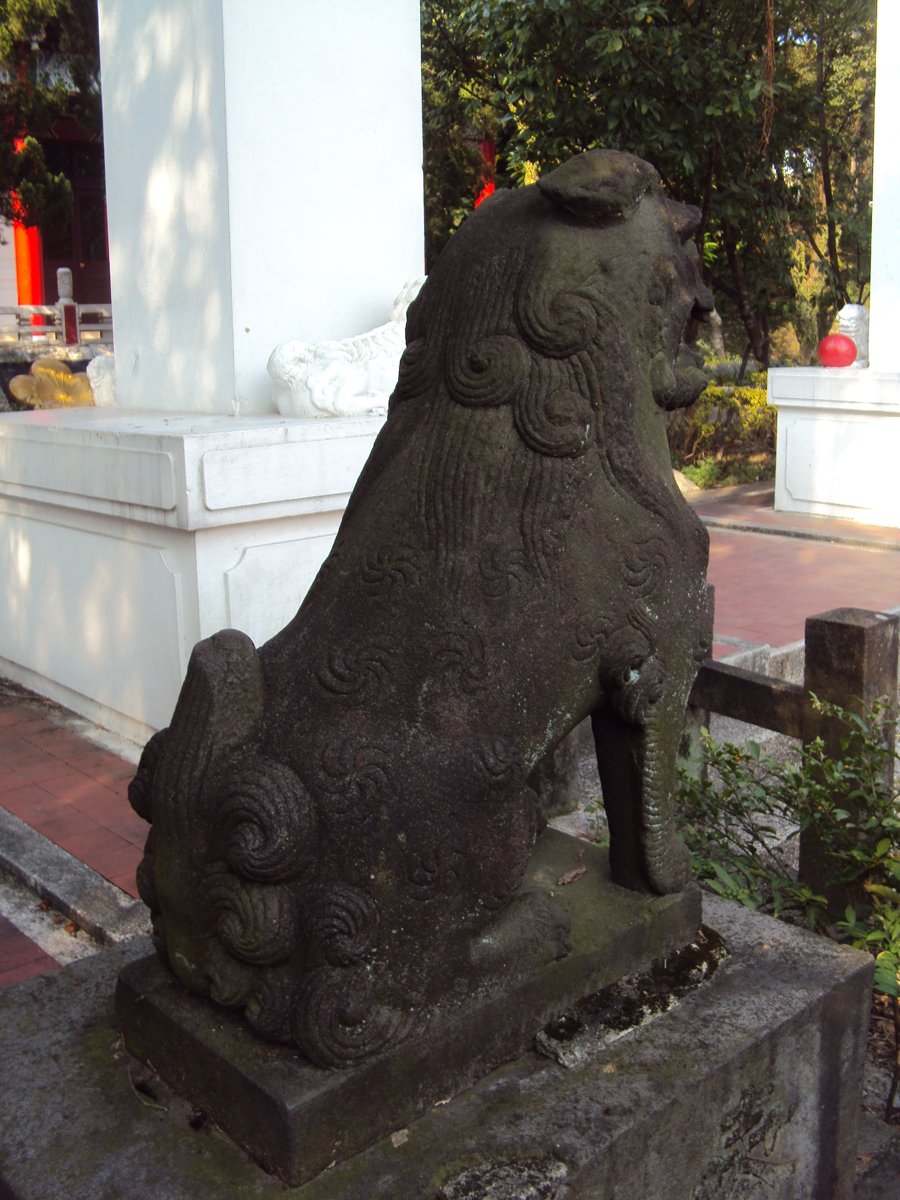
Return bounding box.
[722,229,769,367]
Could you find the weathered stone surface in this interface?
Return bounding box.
[116,828,701,1185]
[0,897,872,1199]
[126,148,715,1074]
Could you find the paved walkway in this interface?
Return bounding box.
[0,482,898,1188]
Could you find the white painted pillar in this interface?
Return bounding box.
[766,3,900,529]
[98,0,424,414]
[1,1,424,740]
[868,0,900,371]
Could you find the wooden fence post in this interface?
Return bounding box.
[799,607,899,903]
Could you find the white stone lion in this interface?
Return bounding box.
[267,277,426,418]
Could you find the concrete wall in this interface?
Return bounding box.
[0,410,384,741]
[98,0,425,415]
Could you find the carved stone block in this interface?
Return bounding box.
[116,829,701,1185]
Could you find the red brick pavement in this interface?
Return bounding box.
[708,528,900,653]
[0,700,143,987]
[0,912,60,990]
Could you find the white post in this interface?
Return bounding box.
[766,2,900,529]
[98,0,424,414]
[0,0,425,739]
[868,1,900,371]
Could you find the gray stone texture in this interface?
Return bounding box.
[0,806,148,945]
[0,896,872,1199]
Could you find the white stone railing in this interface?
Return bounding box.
[0,268,113,346]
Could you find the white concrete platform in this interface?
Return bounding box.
[0,409,384,740]
[767,368,900,528]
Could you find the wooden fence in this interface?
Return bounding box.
[686,606,900,897]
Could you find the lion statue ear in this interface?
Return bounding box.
[538,149,659,223]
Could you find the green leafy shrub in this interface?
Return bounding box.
[680,456,773,490]
[676,697,900,1115]
[677,697,899,934]
[668,374,776,487]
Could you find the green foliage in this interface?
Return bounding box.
[422,0,875,366]
[679,456,773,490]
[668,372,776,484]
[677,696,900,997]
[0,0,101,228]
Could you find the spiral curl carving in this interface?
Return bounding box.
[445,334,530,408]
[318,738,389,816]
[360,545,421,594]
[291,966,403,1069]
[210,875,297,966]
[477,545,530,598]
[217,757,317,883]
[624,537,671,598]
[476,737,524,790]
[513,386,592,459]
[316,640,396,706]
[572,618,612,662]
[303,883,379,967]
[515,275,601,359]
[392,337,433,406]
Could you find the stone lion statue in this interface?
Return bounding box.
[267,277,426,418]
[127,149,713,1070]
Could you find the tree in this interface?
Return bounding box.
[422,0,875,365]
[0,0,101,230]
[780,1,875,334]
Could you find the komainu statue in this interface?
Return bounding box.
[128,149,714,1071]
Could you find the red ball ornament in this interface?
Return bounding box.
[817,333,857,368]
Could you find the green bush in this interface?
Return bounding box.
[680,456,773,490]
[677,697,899,933]
[676,697,900,1115]
[668,374,776,487]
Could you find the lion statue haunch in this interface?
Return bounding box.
[128,149,714,1070]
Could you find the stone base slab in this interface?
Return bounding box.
[0,894,872,1199]
[115,829,701,1185]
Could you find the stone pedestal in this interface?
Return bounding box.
[767,367,900,527]
[116,830,701,1186]
[0,893,872,1199]
[0,408,383,740]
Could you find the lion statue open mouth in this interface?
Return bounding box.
[127,149,714,1070]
